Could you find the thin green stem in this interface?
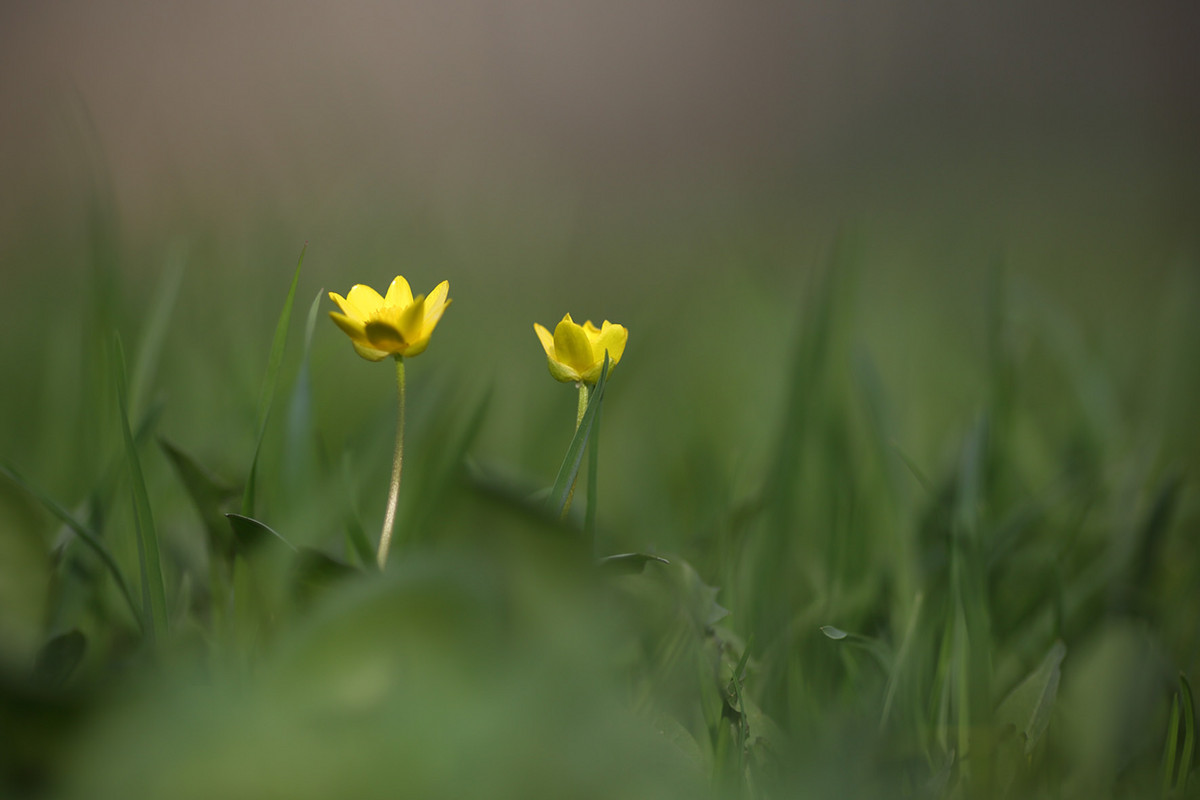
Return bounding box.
[377,356,406,569]
[561,382,589,518]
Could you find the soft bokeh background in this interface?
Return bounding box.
[1,3,1198,797]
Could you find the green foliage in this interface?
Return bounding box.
[0,204,1196,800]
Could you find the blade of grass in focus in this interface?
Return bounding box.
[242,244,306,516]
[548,352,609,517]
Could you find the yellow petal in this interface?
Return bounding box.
[424,281,450,316]
[384,276,413,308]
[347,284,385,316]
[553,316,593,373]
[397,295,427,343]
[582,320,601,335]
[423,297,451,333]
[593,322,628,366]
[329,311,368,341]
[365,319,406,352]
[329,292,364,322]
[402,335,431,358]
[533,323,555,357]
[352,341,390,361]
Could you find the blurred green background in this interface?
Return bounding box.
[1,3,1198,798]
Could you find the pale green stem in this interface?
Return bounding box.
[561,381,589,519]
[377,356,406,569]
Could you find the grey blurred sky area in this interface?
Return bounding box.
[0,1,1197,237]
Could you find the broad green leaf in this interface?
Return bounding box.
[113,334,168,640]
[548,352,609,516]
[995,640,1066,756]
[242,243,306,516]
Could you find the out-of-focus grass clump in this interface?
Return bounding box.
[0,150,1197,800]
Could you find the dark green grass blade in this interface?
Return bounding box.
[0,459,142,629]
[242,243,306,516]
[159,438,238,560]
[596,553,670,574]
[113,335,168,640]
[548,352,609,516]
[1164,673,1196,796]
[1181,674,1196,795]
[283,289,324,498]
[226,513,298,555]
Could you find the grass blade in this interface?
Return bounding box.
[596,552,670,574]
[283,289,324,498]
[0,459,142,630]
[113,334,168,640]
[226,513,298,555]
[242,243,306,516]
[548,352,609,516]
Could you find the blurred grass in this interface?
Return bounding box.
[0,130,1197,800]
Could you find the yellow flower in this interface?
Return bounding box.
[534,314,627,384]
[329,276,451,361]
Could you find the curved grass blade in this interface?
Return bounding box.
[242,243,307,516]
[0,459,142,630]
[819,624,893,672]
[113,334,168,640]
[226,513,298,555]
[1164,673,1196,797]
[597,552,670,575]
[548,352,609,516]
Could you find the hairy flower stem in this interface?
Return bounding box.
[560,382,590,519]
[377,356,406,569]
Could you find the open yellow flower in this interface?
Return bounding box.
[534,314,627,384]
[329,276,451,361]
